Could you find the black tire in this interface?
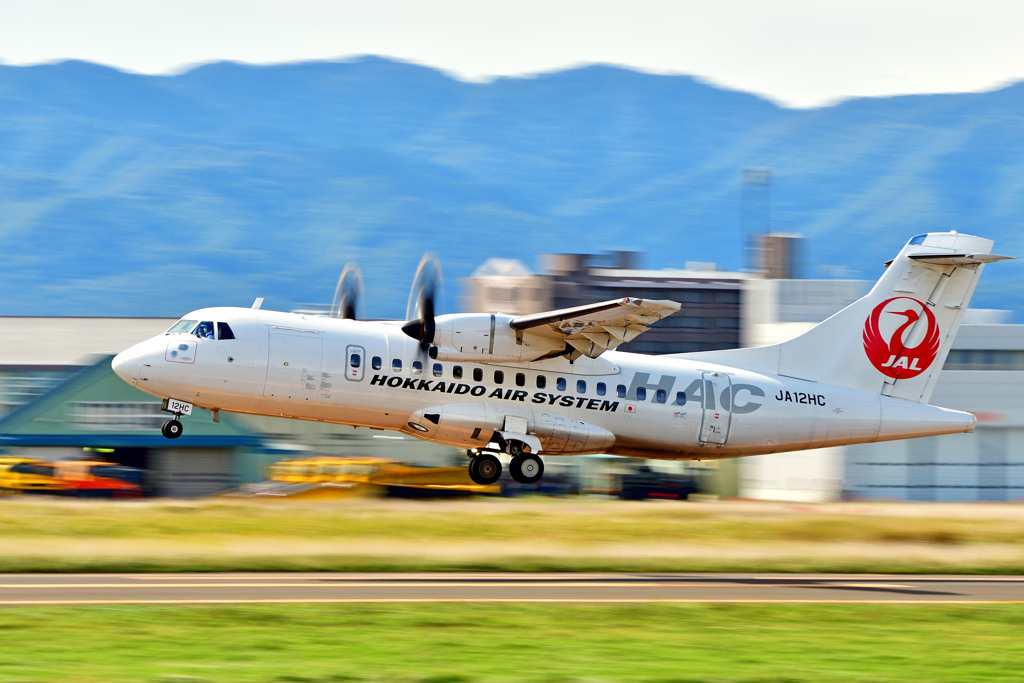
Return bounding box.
[469,453,502,485]
[510,454,544,485]
[161,419,183,439]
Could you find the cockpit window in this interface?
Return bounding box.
[194,321,215,339]
[217,322,235,340]
[167,319,198,335]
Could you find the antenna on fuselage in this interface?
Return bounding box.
[251,298,264,309]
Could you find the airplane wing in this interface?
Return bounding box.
[510,298,681,358]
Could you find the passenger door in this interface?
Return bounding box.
[699,371,732,446]
[264,328,323,400]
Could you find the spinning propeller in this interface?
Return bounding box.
[401,253,443,351]
[330,263,363,320]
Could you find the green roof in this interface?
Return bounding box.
[0,356,263,449]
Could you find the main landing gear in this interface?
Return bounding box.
[466,439,544,486]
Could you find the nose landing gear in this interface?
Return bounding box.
[161,418,183,439]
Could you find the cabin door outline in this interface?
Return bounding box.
[698,371,733,447]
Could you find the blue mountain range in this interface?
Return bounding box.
[1,57,1021,320]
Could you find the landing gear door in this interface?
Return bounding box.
[699,371,732,447]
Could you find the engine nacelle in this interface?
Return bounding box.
[428,313,564,363]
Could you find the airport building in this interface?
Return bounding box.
[464,251,747,354]
[737,291,1024,502]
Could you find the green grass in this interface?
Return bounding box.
[0,603,1021,682]
[0,498,1023,573]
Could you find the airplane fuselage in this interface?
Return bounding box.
[113,306,975,461]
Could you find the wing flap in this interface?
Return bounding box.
[511,297,680,358]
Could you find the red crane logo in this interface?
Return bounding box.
[862,297,940,379]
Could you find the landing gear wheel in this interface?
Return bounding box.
[161,419,183,439]
[510,453,544,484]
[468,452,502,485]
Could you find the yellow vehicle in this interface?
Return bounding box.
[0,457,67,494]
[269,457,389,485]
[267,456,500,496]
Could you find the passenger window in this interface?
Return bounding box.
[494,370,504,384]
[577,380,587,393]
[350,353,361,369]
[636,387,647,401]
[433,363,443,378]
[392,358,402,372]
[516,373,526,387]
[617,385,626,398]
[412,360,423,375]
[536,375,546,389]
[556,378,566,391]
[454,366,464,380]
[596,382,606,396]
[217,322,235,340]
[473,368,483,382]
[372,356,383,370]
[674,391,686,405]
[655,389,667,404]
[194,321,215,339]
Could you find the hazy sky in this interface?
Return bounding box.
[2,0,1023,107]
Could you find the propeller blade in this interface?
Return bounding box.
[331,263,363,319]
[403,253,442,349]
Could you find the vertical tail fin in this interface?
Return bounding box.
[685,232,1008,403]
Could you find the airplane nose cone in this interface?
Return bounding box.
[111,348,141,385]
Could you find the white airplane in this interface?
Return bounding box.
[112,232,1008,486]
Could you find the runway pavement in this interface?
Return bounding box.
[2,573,1024,605]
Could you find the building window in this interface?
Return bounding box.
[716,291,741,305]
[70,401,166,431]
